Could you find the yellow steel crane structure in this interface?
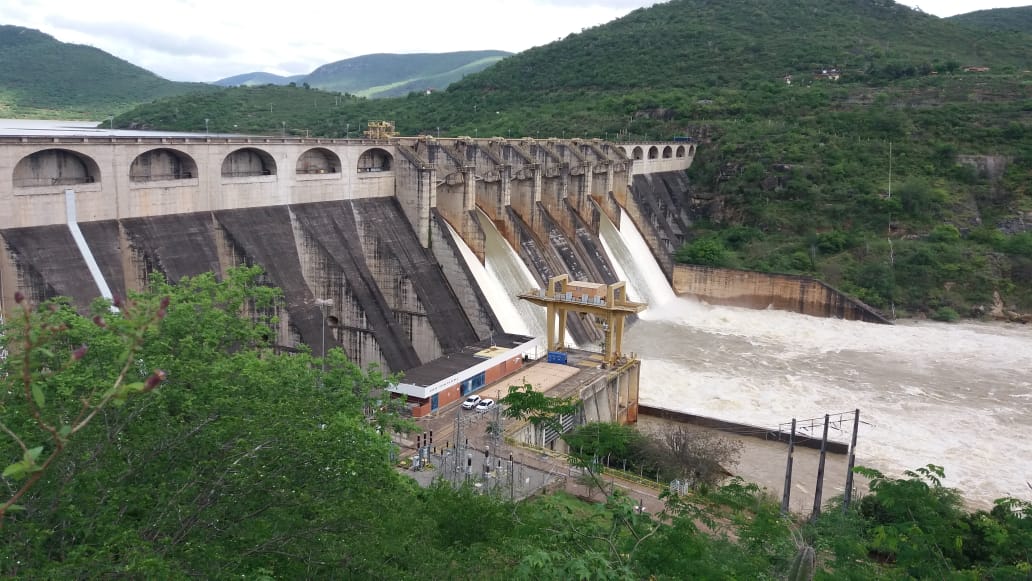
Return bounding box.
[519,275,646,367]
[363,121,398,139]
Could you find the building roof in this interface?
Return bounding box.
[400,332,537,389]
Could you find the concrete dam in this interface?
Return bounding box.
[0,126,695,373]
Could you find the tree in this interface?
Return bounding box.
[1,293,167,526]
[855,464,970,578]
[0,268,429,578]
[651,426,742,488]
[501,382,580,433]
[563,422,642,463]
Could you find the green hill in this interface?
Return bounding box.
[0,25,216,119]
[212,71,305,87]
[117,0,1032,316]
[212,51,510,98]
[302,51,511,97]
[947,6,1032,34]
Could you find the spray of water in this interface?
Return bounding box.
[599,211,1030,507]
[624,300,1030,507]
[598,209,676,308]
[469,204,1031,506]
[446,219,532,335]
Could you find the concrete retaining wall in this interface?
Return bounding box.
[639,406,848,454]
[672,264,891,324]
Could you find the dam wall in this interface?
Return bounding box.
[672,264,891,324]
[0,198,482,372]
[0,131,694,371]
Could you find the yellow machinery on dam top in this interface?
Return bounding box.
[519,274,646,368]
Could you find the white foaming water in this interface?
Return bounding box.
[598,209,676,308]
[624,297,1032,508]
[469,211,547,338]
[447,219,530,335]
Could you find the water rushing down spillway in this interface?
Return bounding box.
[598,209,676,308]
[447,219,530,336]
[450,212,546,338]
[463,206,1031,507]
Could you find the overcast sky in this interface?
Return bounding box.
[3,0,1028,82]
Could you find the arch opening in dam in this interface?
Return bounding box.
[296,147,341,175]
[130,148,197,182]
[14,148,100,188]
[358,148,392,172]
[222,147,277,178]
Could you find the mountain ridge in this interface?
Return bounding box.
[0,24,216,118]
[946,5,1032,33]
[213,50,511,98]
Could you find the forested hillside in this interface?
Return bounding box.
[304,51,511,97]
[116,0,1032,317]
[211,71,305,87]
[0,25,215,118]
[948,6,1032,33]
[213,51,511,98]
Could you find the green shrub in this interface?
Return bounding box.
[968,226,1005,248]
[675,238,733,267]
[816,230,851,254]
[928,225,961,243]
[1004,232,1032,258]
[931,306,960,321]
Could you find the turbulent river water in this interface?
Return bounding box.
[469,209,1030,507]
[625,301,1030,508]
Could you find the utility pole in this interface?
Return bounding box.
[843,409,861,512]
[811,414,830,521]
[781,418,796,514]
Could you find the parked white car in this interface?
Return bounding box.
[461,395,482,410]
[474,398,495,412]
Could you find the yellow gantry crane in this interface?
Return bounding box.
[519,275,646,367]
[363,121,398,139]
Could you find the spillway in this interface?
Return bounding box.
[449,211,547,339]
[598,209,675,308]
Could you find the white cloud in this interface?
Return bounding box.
[2,0,1027,82]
